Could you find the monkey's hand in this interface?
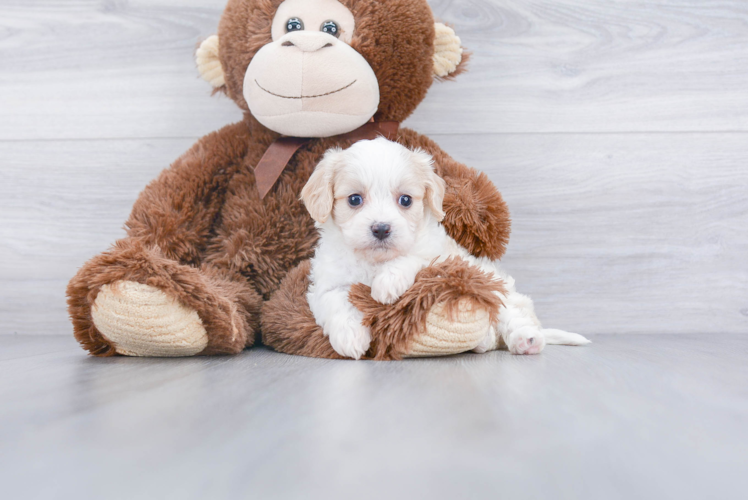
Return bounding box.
[440,170,510,261]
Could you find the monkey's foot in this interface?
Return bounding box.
[92,281,209,357]
[68,239,263,357]
[405,298,491,357]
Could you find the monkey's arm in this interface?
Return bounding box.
[397,129,511,260]
[125,120,254,265]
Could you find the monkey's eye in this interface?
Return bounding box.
[286,18,304,32]
[348,194,363,207]
[320,20,340,37]
[398,195,413,208]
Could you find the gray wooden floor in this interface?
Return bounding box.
[1,335,747,500]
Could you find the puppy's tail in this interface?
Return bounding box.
[542,328,591,346]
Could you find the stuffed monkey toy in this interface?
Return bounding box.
[67,0,512,359]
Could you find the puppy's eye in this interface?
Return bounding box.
[348,194,363,207]
[286,18,304,32]
[398,195,412,208]
[320,20,340,38]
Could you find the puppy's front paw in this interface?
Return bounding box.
[326,313,371,360]
[371,268,415,305]
[506,326,545,355]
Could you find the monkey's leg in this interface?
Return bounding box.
[262,258,504,360]
[66,120,265,356]
[350,257,505,359]
[67,238,262,357]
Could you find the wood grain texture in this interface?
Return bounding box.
[1,335,747,500]
[437,132,748,335]
[0,138,193,334]
[1,1,746,337]
[0,0,241,141]
[424,0,748,133]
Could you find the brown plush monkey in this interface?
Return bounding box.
[67,0,511,359]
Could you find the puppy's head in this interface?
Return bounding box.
[301,137,446,263]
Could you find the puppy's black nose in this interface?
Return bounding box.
[371,223,391,241]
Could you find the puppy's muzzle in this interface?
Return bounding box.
[371,223,391,241]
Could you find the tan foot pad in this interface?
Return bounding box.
[405,299,490,357]
[91,280,208,357]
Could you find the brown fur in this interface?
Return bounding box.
[67,0,512,357]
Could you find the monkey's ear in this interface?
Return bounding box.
[196,35,226,90]
[433,23,469,80]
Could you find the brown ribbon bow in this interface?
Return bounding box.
[254,121,400,199]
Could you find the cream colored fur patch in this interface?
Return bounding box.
[433,23,463,78]
[197,35,225,88]
[405,299,489,357]
[92,281,208,357]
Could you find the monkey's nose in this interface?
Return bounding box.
[371,223,391,241]
[280,32,336,52]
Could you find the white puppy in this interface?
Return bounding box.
[301,137,590,359]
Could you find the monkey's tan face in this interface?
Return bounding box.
[243,0,380,138]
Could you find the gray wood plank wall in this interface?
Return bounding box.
[1,0,747,336]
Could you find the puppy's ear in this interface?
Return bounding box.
[411,148,446,221]
[301,148,343,223]
[425,171,447,221]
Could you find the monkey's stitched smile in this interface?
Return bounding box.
[255,79,357,99]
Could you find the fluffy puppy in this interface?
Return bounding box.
[301,138,590,359]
